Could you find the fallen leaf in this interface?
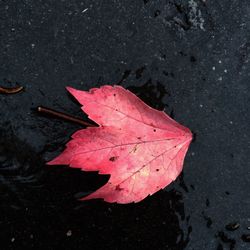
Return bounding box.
[48,85,192,203]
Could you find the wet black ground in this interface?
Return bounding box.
[0,1,250,249]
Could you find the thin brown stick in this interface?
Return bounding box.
[37,106,96,127]
[0,86,24,94]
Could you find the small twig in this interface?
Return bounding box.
[37,106,96,127]
[0,86,24,94]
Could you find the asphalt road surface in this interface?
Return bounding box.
[0,1,249,249]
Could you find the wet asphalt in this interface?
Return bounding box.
[0,1,250,249]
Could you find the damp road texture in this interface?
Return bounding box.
[0,1,250,250]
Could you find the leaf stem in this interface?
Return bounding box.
[0,86,24,94]
[37,106,96,127]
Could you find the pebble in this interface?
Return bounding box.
[66,230,72,237]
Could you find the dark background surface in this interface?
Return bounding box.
[0,0,250,249]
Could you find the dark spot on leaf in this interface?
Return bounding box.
[132,145,138,153]
[137,137,141,140]
[115,109,118,111]
[109,156,119,162]
[113,94,116,96]
[156,169,159,171]
[226,222,240,231]
[115,185,124,191]
[153,129,156,132]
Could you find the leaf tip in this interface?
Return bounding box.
[46,160,55,166]
[46,155,67,166]
[66,86,75,94]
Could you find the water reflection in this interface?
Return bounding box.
[0,127,44,209]
[127,78,170,110]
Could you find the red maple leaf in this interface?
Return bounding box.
[48,85,192,203]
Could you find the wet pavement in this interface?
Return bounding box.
[0,1,250,249]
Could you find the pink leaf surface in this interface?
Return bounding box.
[48,85,192,204]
